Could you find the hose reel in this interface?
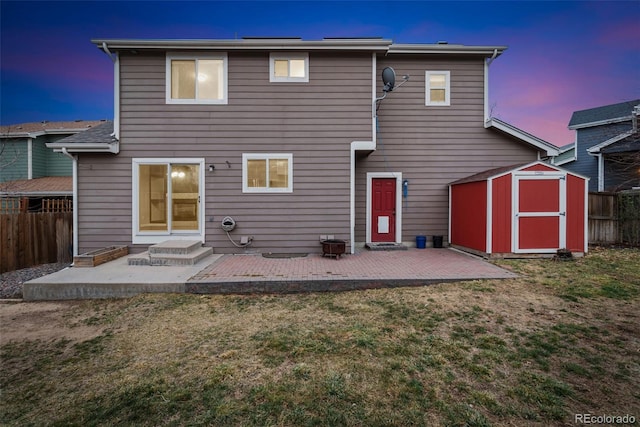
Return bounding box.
[221,216,236,232]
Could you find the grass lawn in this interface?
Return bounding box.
[1,247,639,426]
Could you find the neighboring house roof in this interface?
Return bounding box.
[0,120,109,138]
[484,118,560,157]
[552,144,576,166]
[0,176,72,196]
[46,121,118,153]
[600,132,640,154]
[568,99,640,130]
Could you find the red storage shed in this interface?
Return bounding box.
[449,161,589,258]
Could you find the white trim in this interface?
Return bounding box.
[584,179,589,254]
[425,70,450,106]
[27,138,32,179]
[114,53,120,139]
[484,58,489,123]
[587,129,634,154]
[512,172,566,253]
[165,53,228,105]
[569,115,634,130]
[269,52,309,83]
[366,172,402,244]
[486,178,493,254]
[242,153,293,193]
[132,158,205,245]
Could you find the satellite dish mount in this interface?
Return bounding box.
[382,67,396,92]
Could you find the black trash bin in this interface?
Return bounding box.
[433,235,443,248]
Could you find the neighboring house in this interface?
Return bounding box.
[552,100,640,192]
[50,37,560,256]
[0,120,108,211]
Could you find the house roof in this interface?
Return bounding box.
[46,121,118,153]
[484,118,560,156]
[0,176,72,196]
[568,99,640,130]
[0,120,109,138]
[93,37,507,57]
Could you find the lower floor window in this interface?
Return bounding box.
[242,153,293,193]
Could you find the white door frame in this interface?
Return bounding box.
[366,172,402,244]
[512,172,566,253]
[132,158,205,244]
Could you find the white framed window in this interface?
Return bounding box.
[242,153,293,193]
[425,71,450,106]
[166,53,228,104]
[269,53,309,82]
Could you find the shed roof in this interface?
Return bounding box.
[449,163,528,185]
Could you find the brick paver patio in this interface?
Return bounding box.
[186,248,517,294]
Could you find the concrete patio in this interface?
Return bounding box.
[24,248,517,300]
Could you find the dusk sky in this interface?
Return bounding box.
[1,1,638,147]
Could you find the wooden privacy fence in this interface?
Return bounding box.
[588,191,640,246]
[0,212,73,274]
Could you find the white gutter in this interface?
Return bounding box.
[349,52,378,254]
[48,142,119,153]
[61,148,78,257]
[94,38,393,52]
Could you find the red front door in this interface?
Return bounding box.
[372,178,396,242]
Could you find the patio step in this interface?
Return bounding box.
[128,240,213,266]
[365,242,408,251]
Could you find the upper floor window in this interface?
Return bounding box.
[269,53,309,83]
[425,71,450,106]
[166,53,228,104]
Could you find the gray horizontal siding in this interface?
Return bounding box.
[78,51,373,254]
[354,55,539,244]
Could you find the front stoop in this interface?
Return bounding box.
[128,240,213,266]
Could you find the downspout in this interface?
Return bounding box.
[484,49,498,125]
[597,153,604,192]
[27,138,33,179]
[101,42,120,140]
[349,52,378,254]
[61,148,78,258]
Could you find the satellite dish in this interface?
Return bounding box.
[382,67,396,92]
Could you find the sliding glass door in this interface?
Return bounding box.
[133,159,204,243]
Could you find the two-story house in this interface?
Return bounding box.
[0,120,108,212]
[50,37,560,256]
[553,99,640,192]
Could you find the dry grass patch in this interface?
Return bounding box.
[1,247,638,426]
